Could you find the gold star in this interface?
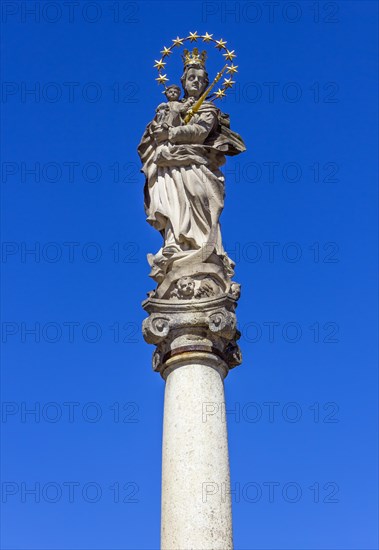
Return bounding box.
[202,32,213,42]
[215,38,227,50]
[223,49,236,61]
[223,77,235,88]
[153,59,166,70]
[188,31,199,41]
[172,36,184,47]
[215,88,226,99]
[156,74,169,85]
[161,46,172,57]
[226,64,238,75]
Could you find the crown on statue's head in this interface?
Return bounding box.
[182,48,207,68]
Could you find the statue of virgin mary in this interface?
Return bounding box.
[138,50,246,297]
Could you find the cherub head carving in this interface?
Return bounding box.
[177,276,195,298]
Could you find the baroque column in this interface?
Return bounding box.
[142,287,241,549]
[138,34,245,550]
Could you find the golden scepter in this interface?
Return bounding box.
[183,64,228,124]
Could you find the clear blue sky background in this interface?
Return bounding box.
[1,1,378,549]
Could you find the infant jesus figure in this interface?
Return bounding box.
[155,85,195,128]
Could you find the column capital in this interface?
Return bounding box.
[142,283,242,378]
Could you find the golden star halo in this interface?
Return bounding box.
[154,59,165,70]
[215,39,227,50]
[223,77,235,89]
[160,46,172,57]
[202,32,213,42]
[215,88,226,99]
[223,49,236,61]
[154,33,238,101]
[188,31,200,41]
[156,74,169,84]
[172,36,184,47]
[226,64,238,75]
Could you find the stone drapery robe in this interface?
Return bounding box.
[138,101,245,284]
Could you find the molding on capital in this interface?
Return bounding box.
[142,287,242,377]
[161,351,229,380]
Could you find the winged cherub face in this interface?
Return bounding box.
[177,277,195,297]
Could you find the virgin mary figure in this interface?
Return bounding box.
[138,50,246,295]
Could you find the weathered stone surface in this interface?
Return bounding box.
[138,60,245,296]
[161,354,233,550]
[138,41,246,550]
[142,288,242,377]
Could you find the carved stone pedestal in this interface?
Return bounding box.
[142,286,241,549]
[142,288,242,377]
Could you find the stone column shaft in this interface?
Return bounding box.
[142,288,241,550]
[161,353,232,550]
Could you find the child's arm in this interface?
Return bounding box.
[156,102,168,112]
[178,98,195,113]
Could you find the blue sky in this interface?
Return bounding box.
[1,1,378,549]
